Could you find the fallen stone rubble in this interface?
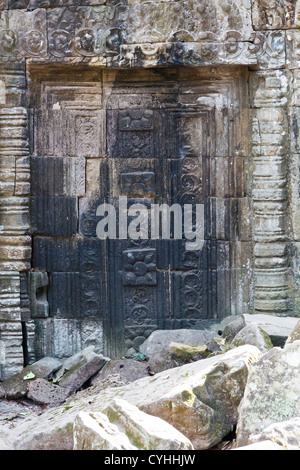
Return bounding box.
[0,314,300,451]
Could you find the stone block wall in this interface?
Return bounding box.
[0,0,299,378]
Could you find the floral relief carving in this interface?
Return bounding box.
[122,249,157,286]
[0,30,17,56]
[75,28,96,56]
[181,272,203,318]
[253,0,297,29]
[24,30,46,56]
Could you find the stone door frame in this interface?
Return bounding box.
[0,2,296,378]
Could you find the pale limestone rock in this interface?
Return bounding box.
[168,342,211,367]
[234,440,282,451]
[243,314,298,346]
[106,398,194,450]
[73,412,137,450]
[13,345,261,450]
[91,359,149,386]
[236,340,300,447]
[0,429,14,451]
[250,418,300,450]
[231,324,273,353]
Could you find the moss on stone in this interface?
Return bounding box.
[181,389,195,406]
[170,343,209,364]
[259,327,273,350]
[124,429,145,450]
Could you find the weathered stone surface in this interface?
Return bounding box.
[28,271,49,319]
[85,374,129,395]
[0,429,14,451]
[0,340,5,365]
[236,341,300,447]
[235,440,282,451]
[231,324,273,353]
[250,418,300,450]
[0,397,39,423]
[74,411,137,451]
[221,316,246,342]
[54,346,109,394]
[34,318,104,361]
[91,359,150,386]
[252,0,298,30]
[167,342,211,366]
[105,398,194,450]
[27,378,70,406]
[0,357,62,399]
[139,329,220,373]
[12,345,261,450]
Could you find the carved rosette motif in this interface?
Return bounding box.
[181,272,203,319]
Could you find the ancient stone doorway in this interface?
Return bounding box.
[29,66,250,359]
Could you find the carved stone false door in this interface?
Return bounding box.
[104,81,237,358]
[103,67,250,358]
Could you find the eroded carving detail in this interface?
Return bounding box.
[252,0,297,30]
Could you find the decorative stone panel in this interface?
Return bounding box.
[0,0,299,377]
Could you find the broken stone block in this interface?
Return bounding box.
[74,411,137,450]
[168,342,211,366]
[0,357,62,400]
[222,316,246,342]
[55,346,109,395]
[139,329,220,373]
[106,398,194,450]
[91,359,150,386]
[243,314,299,347]
[231,324,273,353]
[236,341,300,447]
[27,378,70,406]
[13,345,262,450]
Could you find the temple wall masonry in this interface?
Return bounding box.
[0,0,300,379]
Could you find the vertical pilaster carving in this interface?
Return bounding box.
[0,63,30,379]
[251,70,292,314]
